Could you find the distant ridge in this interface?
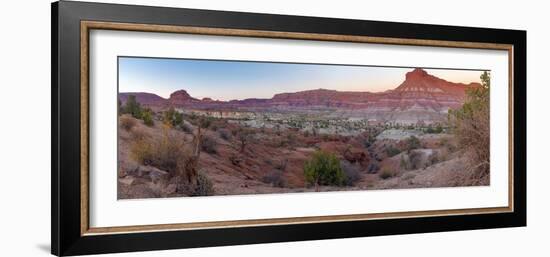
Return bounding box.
[119,68,480,123]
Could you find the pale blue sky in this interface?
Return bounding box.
[118,57,484,101]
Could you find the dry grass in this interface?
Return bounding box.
[201,135,218,154]
[120,115,137,131]
[453,151,490,186]
[379,168,395,180]
[129,124,217,195]
[130,126,150,141]
[262,170,286,188]
[191,171,214,196]
[130,127,189,176]
[400,151,423,170]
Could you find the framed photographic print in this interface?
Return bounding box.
[51,1,526,256]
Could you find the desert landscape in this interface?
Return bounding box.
[117,61,490,199]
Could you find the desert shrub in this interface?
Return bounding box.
[201,135,217,154]
[229,154,242,166]
[141,108,154,126]
[408,151,423,170]
[130,128,188,175]
[218,129,232,141]
[439,137,457,153]
[274,158,288,171]
[425,125,443,134]
[385,145,401,157]
[406,136,421,151]
[120,115,137,131]
[123,95,143,119]
[262,170,286,188]
[181,122,193,134]
[304,150,345,187]
[448,71,490,185]
[379,168,395,179]
[341,161,361,186]
[210,123,219,131]
[199,116,214,128]
[130,138,154,165]
[163,107,183,128]
[425,126,435,133]
[367,163,380,173]
[400,151,423,170]
[276,137,289,147]
[237,128,255,153]
[362,137,372,148]
[428,152,440,166]
[130,126,150,141]
[188,112,198,121]
[190,172,214,196]
[118,99,122,115]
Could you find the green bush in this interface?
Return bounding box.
[425,126,434,133]
[385,145,401,157]
[141,108,154,126]
[406,136,421,151]
[448,71,490,185]
[425,125,443,134]
[304,150,345,187]
[191,116,213,129]
[163,107,183,127]
[123,95,143,119]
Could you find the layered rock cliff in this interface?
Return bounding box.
[119,68,480,124]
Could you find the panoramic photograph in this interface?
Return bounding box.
[117,57,490,199]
